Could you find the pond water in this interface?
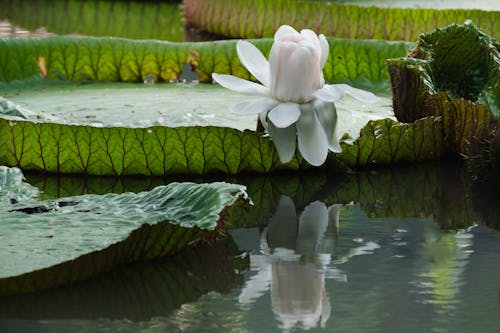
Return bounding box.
[0,163,499,333]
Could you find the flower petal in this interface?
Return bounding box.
[267,120,297,164]
[319,34,329,70]
[231,98,279,115]
[300,29,320,51]
[268,102,301,128]
[313,99,342,153]
[313,85,346,102]
[270,45,318,103]
[212,73,269,96]
[237,40,271,87]
[296,104,329,166]
[334,84,379,103]
[274,25,300,42]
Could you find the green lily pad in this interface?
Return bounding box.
[0,81,446,175]
[0,166,247,295]
[0,36,411,85]
[387,22,498,155]
[183,0,499,41]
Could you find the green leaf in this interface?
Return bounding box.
[0,0,184,42]
[0,169,247,295]
[183,0,499,41]
[387,22,497,155]
[0,82,381,175]
[0,36,410,86]
[337,117,445,167]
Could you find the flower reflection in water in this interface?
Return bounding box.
[239,196,344,331]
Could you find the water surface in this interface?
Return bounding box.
[0,163,499,333]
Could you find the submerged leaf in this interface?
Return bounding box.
[0,170,247,295]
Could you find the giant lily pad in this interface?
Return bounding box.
[0,166,247,295]
[0,81,448,175]
[387,22,498,155]
[0,36,411,84]
[182,0,499,41]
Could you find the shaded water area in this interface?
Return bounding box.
[0,162,499,332]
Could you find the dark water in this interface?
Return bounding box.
[0,162,499,333]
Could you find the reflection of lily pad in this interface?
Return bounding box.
[0,237,248,320]
[0,167,247,295]
[387,22,498,155]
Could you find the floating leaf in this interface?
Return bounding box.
[337,117,445,167]
[0,82,389,175]
[0,36,411,85]
[387,22,498,155]
[0,169,247,295]
[183,0,499,41]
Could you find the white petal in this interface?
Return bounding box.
[268,102,301,128]
[313,85,346,102]
[296,105,329,166]
[270,45,318,103]
[237,40,271,87]
[267,120,297,164]
[313,99,342,153]
[231,98,279,115]
[300,29,320,51]
[212,73,269,96]
[334,84,379,103]
[274,25,300,42]
[319,34,329,70]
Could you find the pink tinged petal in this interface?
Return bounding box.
[268,102,301,128]
[313,99,342,153]
[337,84,379,103]
[237,40,271,87]
[274,25,300,42]
[267,120,297,164]
[318,34,329,70]
[300,29,321,51]
[270,45,319,103]
[313,85,346,102]
[212,73,269,96]
[296,104,329,166]
[231,98,279,115]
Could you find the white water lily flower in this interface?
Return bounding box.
[212,24,378,166]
